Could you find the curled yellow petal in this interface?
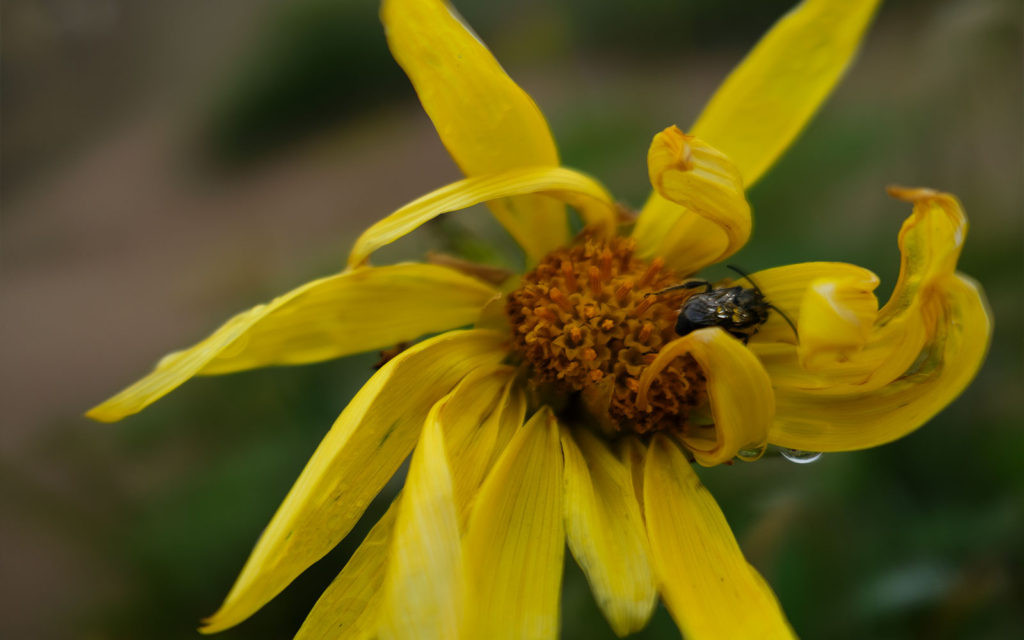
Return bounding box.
[382,0,566,261]
[633,127,751,275]
[743,262,879,346]
[294,501,398,640]
[881,187,967,321]
[643,434,795,639]
[560,427,656,636]
[86,263,498,422]
[796,273,880,371]
[347,167,616,269]
[461,407,564,640]
[692,0,882,185]
[647,126,751,257]
[771,274,991,451]
[200,330,507,633]
[748,189,991,450]
[754,188,975,389]
[379,399,463,640]
[637,328,774,466]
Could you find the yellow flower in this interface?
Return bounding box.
[87,0,991,638]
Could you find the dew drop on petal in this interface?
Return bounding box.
[780,448,823,464]
[737,443,766,460]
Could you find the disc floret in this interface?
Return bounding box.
[506,236,707,433]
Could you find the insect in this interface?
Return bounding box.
[646,265,798,344]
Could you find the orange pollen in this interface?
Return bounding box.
[505,235,708,433]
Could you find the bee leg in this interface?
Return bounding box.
[728,330,751,344]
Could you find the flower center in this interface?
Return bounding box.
[505,235,707,434]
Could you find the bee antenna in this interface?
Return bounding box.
[767,304,800,343]
[725,264,766,297]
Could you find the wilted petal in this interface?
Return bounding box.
[771,275,991,451]
[638,328,774,466]
[751,189,991,450]
[634,127,751,275]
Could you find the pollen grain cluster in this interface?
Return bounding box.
[506,235,706,433]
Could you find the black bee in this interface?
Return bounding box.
[647,265,797,344]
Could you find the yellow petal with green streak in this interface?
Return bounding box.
[751,188,980,390]
[770,274,991,451]
[200,330,507,633]
[86,263,498,422]
[692,0,882,186]
[644,435,795,640]
[293,500,398,640]
[461,407,564,640]
[379,400,463,640]
[561,427,656,637]
[634,127,751,274]
[746,189,991,450]
[637,328,774,466]
[382,0,566,261]
[347,167,616,269]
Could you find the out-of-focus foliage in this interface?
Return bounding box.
[2,1,1020,639]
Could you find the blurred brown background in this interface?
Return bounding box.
[2,0,1022,638]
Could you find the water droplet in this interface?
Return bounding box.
[780,448,823,464]
[737,444,765,460]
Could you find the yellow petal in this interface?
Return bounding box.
[561,427,656,637]
[379,400,463,640]
[692,0,882,185]
[637,328,775,466]
[293,500,399,640]
[347,166,617,269]
[635,194,739,276]
[444,375,524,522]
[881,187,968,321]
[635,126,751,274]
[753,188,980,394]
[200,330,507,633]
[616,437,648,520]
[461,407,564,640]
[381,0,566,261]
[86,263,498,422]
[297,367,514,640]
[485,378,528,471]
[770,274,991,451]
[796,274,879,371]
[643,434,795,639]
[744,261,879,346]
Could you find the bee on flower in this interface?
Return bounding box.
[88,0,991,638]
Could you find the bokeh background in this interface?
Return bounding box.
[2,0,1021,638]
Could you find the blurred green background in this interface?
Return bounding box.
[2,0,1021,638]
